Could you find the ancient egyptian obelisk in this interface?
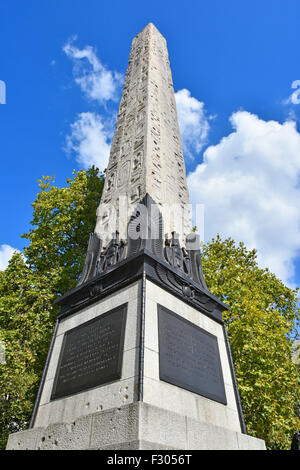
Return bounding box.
[94,22,190,249]
[7,23,265,450]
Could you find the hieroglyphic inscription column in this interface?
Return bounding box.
[95,23,190,246]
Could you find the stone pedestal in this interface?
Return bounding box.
[6,251,265,450]
[6,403,265,450]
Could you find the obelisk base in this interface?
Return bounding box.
[6,250,266,451]
[6,402,265,450]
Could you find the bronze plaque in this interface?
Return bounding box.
[51,304,127,400]
[158,305,227,405]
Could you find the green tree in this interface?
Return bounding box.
[0,253,56,448]
[202,235,300,450]
[22,166,104,294]
[0,167,104,449]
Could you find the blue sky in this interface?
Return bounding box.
[1,0,300,288]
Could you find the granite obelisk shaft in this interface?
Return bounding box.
[95,23,190,246]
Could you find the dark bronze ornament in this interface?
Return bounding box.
[77,232,102,286]
[96,231,127,275]
[69,194,223,322]
[76,195,210,298]
[164,232,184,270]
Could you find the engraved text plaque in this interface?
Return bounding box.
[51,304,127,400]
[158,305,227,405]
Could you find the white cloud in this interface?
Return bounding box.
[187,111,300,285]
[0,244,21,271]
[65,112,112,171]
[63,38,123,169]
[175,88,211,158]
[63,38,123,104]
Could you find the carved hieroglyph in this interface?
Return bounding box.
[95,23,190,246]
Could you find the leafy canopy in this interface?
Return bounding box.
[0,167,104,449]
[202,235,300,450]
[22,166,104,294]
[0,252,56,448]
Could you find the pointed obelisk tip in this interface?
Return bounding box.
[141,22,163,36]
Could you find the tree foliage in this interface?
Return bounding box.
[0,253,56,448]
[22,166,104,294]
[202,235,300,450]
[0,167,104,448]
